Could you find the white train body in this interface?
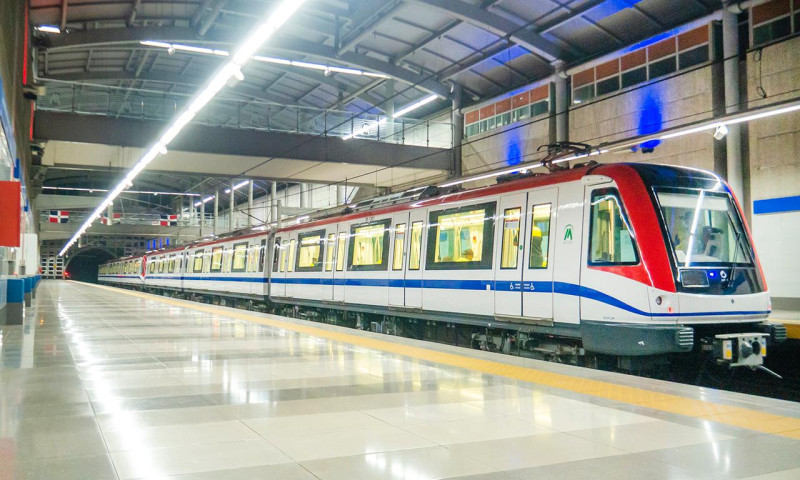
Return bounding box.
[100,163,778,360]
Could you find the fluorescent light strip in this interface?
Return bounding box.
[35,25,61,34]
[341,94,440,140]
[193,196,216,207]
[660,103,800,140]
[59,1,307,256]
[224,180,250,194]
[42,186,200,196]
[142,41,389,78]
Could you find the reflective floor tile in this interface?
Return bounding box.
[14,453,118,480]
[268,425,436,462]
[96,405,237,431]
[445,432,626,471]
[302,446,497,480]
[741,468,800,479]
[12,416,107,459]
[640,434,800,478]
[159,462,319,480]
[363,402,492,426]
[244,411,389,440]
[103,420,260,451]
[568,420,734,452]
[110,439,292,479]
[447,451,709,480]
[400,415,554,445]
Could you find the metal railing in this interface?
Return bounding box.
[38,79,453,149]
[40,211,213,228]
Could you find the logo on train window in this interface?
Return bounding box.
[563,224,573,243]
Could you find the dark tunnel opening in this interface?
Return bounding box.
[65,248,116,283]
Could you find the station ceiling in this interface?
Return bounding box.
[29,0,720,205]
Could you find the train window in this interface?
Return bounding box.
[500,208,521,269]
[287,239,297,272]
[272,238,281,272]
[232,242,248,272]
[335,233,346,271]
[588,189,639,265]
[246,243,258,273]
[348,219,391,271]
[158,258,165,273]
[279,241,287,272]
[297,230,326,272]
[324,233,335,271]
[409,221,423,270]
[174,256,181,273]
[148,260,155,274]
[426,202,496,270]
[193,250,204,273]
[656,190,751,266]
[259,240,267,273]
[168,256,174,273]
[210,247,224,272]
[393,224,406,270]
[529,204,552,269]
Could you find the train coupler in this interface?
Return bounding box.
[713,333,769,368]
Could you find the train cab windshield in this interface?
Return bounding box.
[656,190,752,267]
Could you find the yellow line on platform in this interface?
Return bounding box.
[86,283,800,439]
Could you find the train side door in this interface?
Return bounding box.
[389,213,410,306]
[271,236,285,297]
[494,193,527,317]
[332,226,348,302]
[404,210,426,309]
[522,188,558,321]
[321,230,337,301]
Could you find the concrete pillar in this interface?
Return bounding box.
[300,183,308,209]
[247,181,254,226]
[107,202,113,226]
[722,4,744,201]
[270,181,277,223]
[451,84,463,177]
[337,185,346,206]
[276,200,282,229]
[213,190,219,235]
[189,196,196,226]
[551,60,569,143]
[385,79,395,142]
[199,195,205,236]
[229,180,235,231]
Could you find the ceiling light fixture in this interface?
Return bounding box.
[35,25,61,34]
[58,0,307,256]
[42,186,201,196]
[341,94,440,140]
[140,41,389,79]
[224,180,250,194]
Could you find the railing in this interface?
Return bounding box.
[37,79,453,149]
[40,211,214,228]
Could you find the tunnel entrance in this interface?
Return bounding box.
[64,248,116,283]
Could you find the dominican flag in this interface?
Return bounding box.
[101,213,122,225]
[49,210,69,223]
[160,214,178,226]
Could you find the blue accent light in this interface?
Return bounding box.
[13,158,20,179]
[638,91,663,151]
[506,135,522,166]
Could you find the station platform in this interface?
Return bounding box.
[2,281,800,479]
[769,310,800,340]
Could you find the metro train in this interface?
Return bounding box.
[99,162,786,371]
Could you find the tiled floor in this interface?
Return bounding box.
[1,281,800,479]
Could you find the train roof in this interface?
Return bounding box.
[102,161,725,264]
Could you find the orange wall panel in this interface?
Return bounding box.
[0,181,21,247]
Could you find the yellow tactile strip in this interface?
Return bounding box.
[771,319,800,340]
[87,283,800,439]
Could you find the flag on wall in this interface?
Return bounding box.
[48,210,69,223]
[101,213,122,225]
[160,214,178,226]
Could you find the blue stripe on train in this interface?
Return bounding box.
[103,275,770,319]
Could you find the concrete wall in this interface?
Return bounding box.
[569,65,716,171]
[746,36,800,306]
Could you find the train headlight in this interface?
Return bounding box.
[655,296,663,306]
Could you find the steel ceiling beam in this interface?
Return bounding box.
[405,0,564,62]
[60,0,69,31]
[337,0,403,56]
[127,0,142,27]
[45,27,452,99]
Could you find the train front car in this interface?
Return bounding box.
[581,163,784,371]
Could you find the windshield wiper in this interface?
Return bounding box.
[725,211,748,290]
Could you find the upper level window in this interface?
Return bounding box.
[426,202,496,270]
[588,189,639,265]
